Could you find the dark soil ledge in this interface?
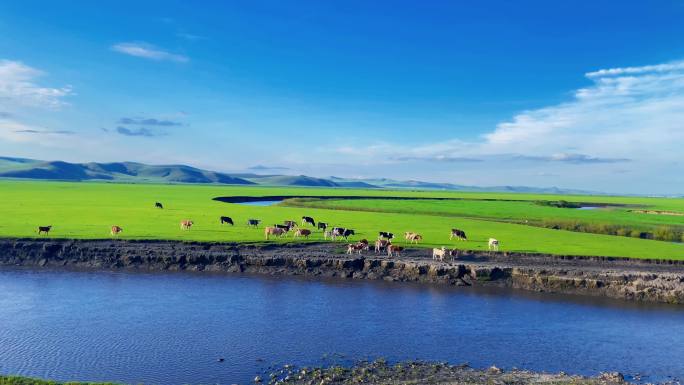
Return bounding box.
[1,239,684,304]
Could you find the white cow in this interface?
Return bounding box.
[432,247,448,261]
[488,238,499,251]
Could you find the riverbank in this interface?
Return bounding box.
[0,360,634,385]
[1,238,684,304]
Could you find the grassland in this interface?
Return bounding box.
[1,180,684,259]
[283,197,684,233]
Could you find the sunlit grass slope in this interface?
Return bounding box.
[1,180,683,259]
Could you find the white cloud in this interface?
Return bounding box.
[111,42,189,63]
[585,60,684,78]
[0,59,75,146]
[0,60,72,108]
[334,58,684,169]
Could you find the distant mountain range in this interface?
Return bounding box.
[0,156,602,194]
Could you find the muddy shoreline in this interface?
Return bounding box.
[1,238,684,304]
[263,360,635,385]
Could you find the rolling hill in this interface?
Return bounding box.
[0,156,602,193]
[0,157,253,185]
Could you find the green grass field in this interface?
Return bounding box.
[2,180,684,259]
[284,197,684,230]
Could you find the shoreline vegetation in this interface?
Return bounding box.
[0,360,633,385]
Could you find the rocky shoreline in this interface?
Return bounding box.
[0,360,640,385]
[261,360,635,385]
[1,238,684,304]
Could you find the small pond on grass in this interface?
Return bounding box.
[1,269,683,385]
[235,200,283,206]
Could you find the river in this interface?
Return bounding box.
[1,269,683,385]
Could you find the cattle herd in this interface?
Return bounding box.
[35,201,502,260]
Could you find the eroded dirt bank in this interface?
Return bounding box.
[1,239,684,304]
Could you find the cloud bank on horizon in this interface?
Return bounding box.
[338,59,684,167]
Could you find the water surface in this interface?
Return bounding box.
[1,269,683,385]
[235,200,282,206]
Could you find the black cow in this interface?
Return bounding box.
[301,216,315,226]
[220,216,234,225]
[275,224,290,231]
[155,202,163,209]
[38,225,52,235]
[317,222,328,231]
[247,219,261,227]
[342,229,355,239]
[378,231,394,240]
[450,228,467,241]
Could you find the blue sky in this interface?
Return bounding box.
[1,1,683,194]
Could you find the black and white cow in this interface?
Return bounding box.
[378,231,394,240]
[301,216,316,226]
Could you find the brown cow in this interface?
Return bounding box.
[265,226,287,240]
[110,225,123,236]
[346,243,365,255]
[374,239,390,253]
[407,233,423,244]
[293,228,312,239]
[387,245,403,257]
[180,220,194,230]
[357,239,369,250]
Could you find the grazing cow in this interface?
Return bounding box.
[407,233,423,244]
[301,216,316,227]
[317,222,328,231]
[220,216,234,225]
[37,225,52,235]
[110,225,123,236]
[284,220,297,230]
[432,247,448,262]
[404,232,417,240]
[180,220,194,230]
[374,239,391,253]
[324,230,334,240]
[450,229,467,241]
[293,228,312,239]
[332,227,346,240]
[488,238,500,251]
[155,202,163,209]
[346,243,365,255]
[387,245,403,258]
[264,226,287,240]
[342,229,355,240]
[247,219,261,228]
[275,224,291,232]
[378,231,394,240]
